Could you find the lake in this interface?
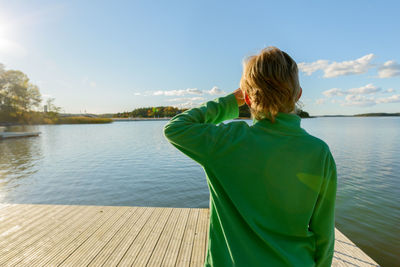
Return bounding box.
[0,117,399,266]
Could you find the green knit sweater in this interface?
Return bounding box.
[163,92,337,267]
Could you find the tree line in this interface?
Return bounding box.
[114,106,187,118]
[113,103,310,118]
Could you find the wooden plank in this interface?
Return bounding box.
[0,204,32,228]
[333,229,379,266]
[131,207,174,266]
[87,206,148,266]
[44,206,121,266]
[31,205,117,267]
[0,203,12,212]
[0,204,75,265]
[332,256,351,267]
[10,205,106,266]
[4,205,93,266]
[161,208,190,266]
[99,207,155,266]
[0,204,51,232]
[116,207,165,266]
[0,204,67,247]
[176,208,200,267]
[145,208,182,266]
[190,208,209,266]
[58,206,136,266]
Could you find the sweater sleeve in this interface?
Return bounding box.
[309,152,337,267]
[163,92,239,166]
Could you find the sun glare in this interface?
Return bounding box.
[0,16,11,38]
[0,16,25,56]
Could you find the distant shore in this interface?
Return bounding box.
[2,112,398,126]
[111,113,400,122]
[315,112,400,117]
[112,118,171,121]
[112,117,254,121]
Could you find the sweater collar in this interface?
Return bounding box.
[252,112,307,136]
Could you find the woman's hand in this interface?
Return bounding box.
[233,88,246,107]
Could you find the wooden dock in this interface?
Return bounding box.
[0,203,379,266]
[0,132,41,140]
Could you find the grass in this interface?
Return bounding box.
[56,116,113,124]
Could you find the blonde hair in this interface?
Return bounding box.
[240,46,301,123]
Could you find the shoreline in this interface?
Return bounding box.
[2,114,399,126]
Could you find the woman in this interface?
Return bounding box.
[163,46,337,267]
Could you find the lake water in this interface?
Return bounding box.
[0,117,399,266]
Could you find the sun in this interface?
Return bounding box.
[0,16,25,56]
[0,15,11,38]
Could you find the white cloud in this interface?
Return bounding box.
[342,95,376,107]
[134,86,225,98]
[383,88,395,93]
[153,91,165,96]
[89,81,96,88]
[347,83,380,95]
[163,87,225,108]
[151,86,224,97]
[298,60,329,76]
[319,81,399,107]
[299,54,375,78]
[153,88,203,96]
[173,101,197,109]
[322,84,380,98]
[325,54,375,78]
[322,88,344,97]
[376,94,400,104]
[167,97,205,102]
[207,86,225,95]
[187,88,203,94]
[378,60,400,78]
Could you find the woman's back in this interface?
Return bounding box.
[163,46,337,266]
[164,94,337,266]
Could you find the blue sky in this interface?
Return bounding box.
[0,0,399,115]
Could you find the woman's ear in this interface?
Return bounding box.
[244,91,252,107]
[297,87,302,101]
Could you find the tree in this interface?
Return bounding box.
[0,67,42,122]
[297,110,310,118]
[46,98,61,113]
[43,97,62,122]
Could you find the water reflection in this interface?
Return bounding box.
[0,130,43,201]
[301,117,400,267]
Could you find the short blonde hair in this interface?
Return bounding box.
[240,46,301,123]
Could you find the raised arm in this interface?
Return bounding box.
[309,152,337,267]
[163,91,240,166]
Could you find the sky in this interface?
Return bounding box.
[0,0,399,115]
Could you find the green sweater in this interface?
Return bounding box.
[163,92,337,267]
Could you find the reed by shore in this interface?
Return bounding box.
[56,116,113,124]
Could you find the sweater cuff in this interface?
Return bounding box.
[220,92,240,121]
